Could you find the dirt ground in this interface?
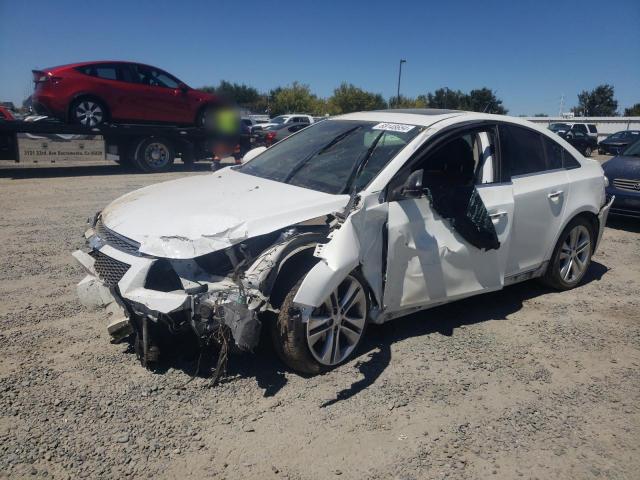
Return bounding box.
[0,159,638,480]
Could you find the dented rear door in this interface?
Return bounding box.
[383,183,514,312]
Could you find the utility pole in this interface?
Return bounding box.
[396,59,406,107]
[559,94,565,117]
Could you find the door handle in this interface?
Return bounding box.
[490,211,508,220]
[548,190,564,199]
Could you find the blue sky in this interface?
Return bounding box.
[1,0,638,115]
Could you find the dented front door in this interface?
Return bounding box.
[383,183,515,312]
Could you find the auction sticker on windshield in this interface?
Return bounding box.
[372,123,416,133]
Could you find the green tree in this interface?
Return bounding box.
[572,84,618,116]
[198,80,260,108]
[465,88,507,114]
[328,83,387,114]
[390,94,427,109]
[624,103,640,116]
[533,113,549,117]
[426,88,467,110]
[270,82,322,115]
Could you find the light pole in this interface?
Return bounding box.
[396,59,406,107]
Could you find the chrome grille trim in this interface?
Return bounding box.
[90,250,130,287]
[612,178,640,192]
[95,219,140,255]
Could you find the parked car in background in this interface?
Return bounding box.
[598,130,640,155]
[549,122,598,139]
[241,117,270,133]
[0,106,15,121]
[253,121,308,146]
[31,61,221,127]
[74,109,611,374]
[603,139,640,217]
[253,114,314,131]
[558,130,597,157]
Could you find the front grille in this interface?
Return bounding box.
[613,178,640,192]
[90,250,130,287]
[95,219,140,255]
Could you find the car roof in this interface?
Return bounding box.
[334,109,488,127]
[42,60,162,72]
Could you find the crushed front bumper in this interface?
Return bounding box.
[72,240,263,351]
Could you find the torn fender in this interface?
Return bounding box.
[293,194,388,309]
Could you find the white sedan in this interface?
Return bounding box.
[73,109,613,374]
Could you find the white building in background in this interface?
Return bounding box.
[524,117,640,140]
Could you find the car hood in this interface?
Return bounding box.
[100,168,349,259]
[602,155,640,178]
[601,138,630,146]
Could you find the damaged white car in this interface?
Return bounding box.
[73,109,613,375]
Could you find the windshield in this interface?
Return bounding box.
[238,120,422,194]
[270,116,287,124]
[609,131,625,139]
[549,123,570,131]
[622,139,640,156]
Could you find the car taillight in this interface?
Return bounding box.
[265,132,276,145]
[32,70,61,85]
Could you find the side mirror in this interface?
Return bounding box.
[391,169,424,200]
[242,146,267,163]
[402,169,424,198]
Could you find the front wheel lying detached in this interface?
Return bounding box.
[272,273,369,374]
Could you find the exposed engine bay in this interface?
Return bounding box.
[73,211,340,380]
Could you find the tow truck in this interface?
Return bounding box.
[0,116,250,172]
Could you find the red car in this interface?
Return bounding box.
[0,106,15,121]
[31,61,220,127]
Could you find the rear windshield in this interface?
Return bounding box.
[239,120,422,194]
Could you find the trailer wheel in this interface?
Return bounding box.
[134,138,175,173]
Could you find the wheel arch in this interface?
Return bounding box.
[194,102,220,126]
[545,208,599,261]
[265,240,377,313]
[66,93,111,123]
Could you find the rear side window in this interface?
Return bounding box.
[77,64,119,81]
[543,136,580,170]
[587,124,597,133]
[572,124,587,133]
[499,124,546,177]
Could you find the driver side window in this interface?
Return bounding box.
[414,127,498,188]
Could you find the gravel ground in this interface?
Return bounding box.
[0,159,638,480]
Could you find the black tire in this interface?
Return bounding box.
[196,105,216,129]
[540,216,594,290]
[70,97,108,127]
[271,271,369,375]
[134,138,175,173]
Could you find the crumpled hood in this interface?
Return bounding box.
[100,168,349,259]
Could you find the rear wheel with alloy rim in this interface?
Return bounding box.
[71,98,107,127]
[272,272,369,374]
[541,217,594,290]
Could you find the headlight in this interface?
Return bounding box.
[604,176,609,188]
